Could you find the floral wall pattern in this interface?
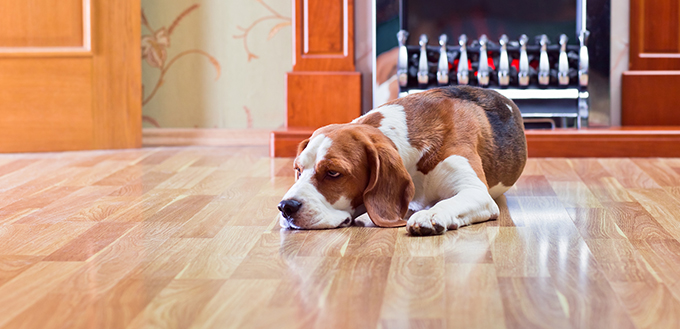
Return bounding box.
[141,0,292,129]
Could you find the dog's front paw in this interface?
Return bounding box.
[406,210,447,236]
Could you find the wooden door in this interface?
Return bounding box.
[0,0,141,152]
[622,0,680,126]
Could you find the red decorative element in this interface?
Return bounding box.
[529,60,539,70]
[487,53,495,70]
[511,59,519,71]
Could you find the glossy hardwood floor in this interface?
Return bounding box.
[1,146,680,329]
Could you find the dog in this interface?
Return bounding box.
[277,86,527,236]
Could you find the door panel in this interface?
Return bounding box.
[0,58,93,152]
[0,0,140,152]
[0,0,84,47]
[630,0,680,70]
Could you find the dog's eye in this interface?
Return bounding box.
[295,167,301,179]
[327,170,341,178]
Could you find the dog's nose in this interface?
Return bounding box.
[278,199,302,219]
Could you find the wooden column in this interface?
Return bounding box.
[622,0,680,125]
[270,0,361,157]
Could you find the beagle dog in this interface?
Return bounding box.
[278,86,527,236]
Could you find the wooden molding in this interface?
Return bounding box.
[286,71,361,128]
[271,0,361,156]
[270,128,314,157]
[622,71,680,126]
[270,127,680,158]
[143,128,270,147]
[293,0,355,71]
[526,127,680,157]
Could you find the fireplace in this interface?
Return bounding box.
[373,0,611,128]
[270,0,680,157]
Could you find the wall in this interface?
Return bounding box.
[610,0,629,127]
[141,0,292,129]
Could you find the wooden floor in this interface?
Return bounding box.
[1,146,680,329]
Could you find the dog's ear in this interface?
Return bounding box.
[363,140,414,227]
[296,138,310,157]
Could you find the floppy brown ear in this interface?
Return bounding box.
[296,138,310,157]
[363,141,414,227]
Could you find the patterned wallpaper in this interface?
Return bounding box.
[141,0,292,129]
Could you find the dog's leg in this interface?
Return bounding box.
[407,155,499,236]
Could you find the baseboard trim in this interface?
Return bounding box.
[269,127,680,157]
[142,128,270,147]
[142,127,680,157]
[526,127,680,157]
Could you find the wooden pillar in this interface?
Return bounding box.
[270,0,362,157]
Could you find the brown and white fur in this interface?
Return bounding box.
[278,86,527,236]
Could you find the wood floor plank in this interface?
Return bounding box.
[104,191,177,222]
[571,159,635,202]
[0,255,42,288]
[538,158,582,182]
[109,171,176,197]
[63,160,131,187]
[598,158,661,189]
[492,227,549,278]
[549,181,603,208]
[94,164,151,186]
[506,175,557,196]
[299,256,392,329]
[0,159,40,178]
[65,196,137,222]
[0,158,75,193]
[16,186,119,225]
[566,208,627,240]
[0,148,677,328]
[627,188,680,240]
[143,195,215,223]
[497,277,571,329]
[0,262,84,327]
[632,158,680,187]
[153,167,217,190]
[380,256,446,321]
[230,231,308,280]
[43,222,138,261]
[610,282,680,329]
[51,222,183,295]
[602,202,674,240]
[177,226,268,279]
[631,239,680,301]
[185,169,241,195]
[127,279,226,329]
[445,264,507,329]
[0,166,84,210]
[0,222,95,256]
[187,279,281,329]
[0,185,83,223]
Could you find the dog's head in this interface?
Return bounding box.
[278,124,414,229]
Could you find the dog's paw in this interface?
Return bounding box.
[406,210,447,236]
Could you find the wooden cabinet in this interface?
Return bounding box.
[0,0,141,152]
[622,0,680,125]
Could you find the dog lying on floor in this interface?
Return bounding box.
[277,86,527,236]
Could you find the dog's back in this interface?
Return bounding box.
[360,86,527,193]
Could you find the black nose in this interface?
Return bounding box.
[278,199,302,219]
